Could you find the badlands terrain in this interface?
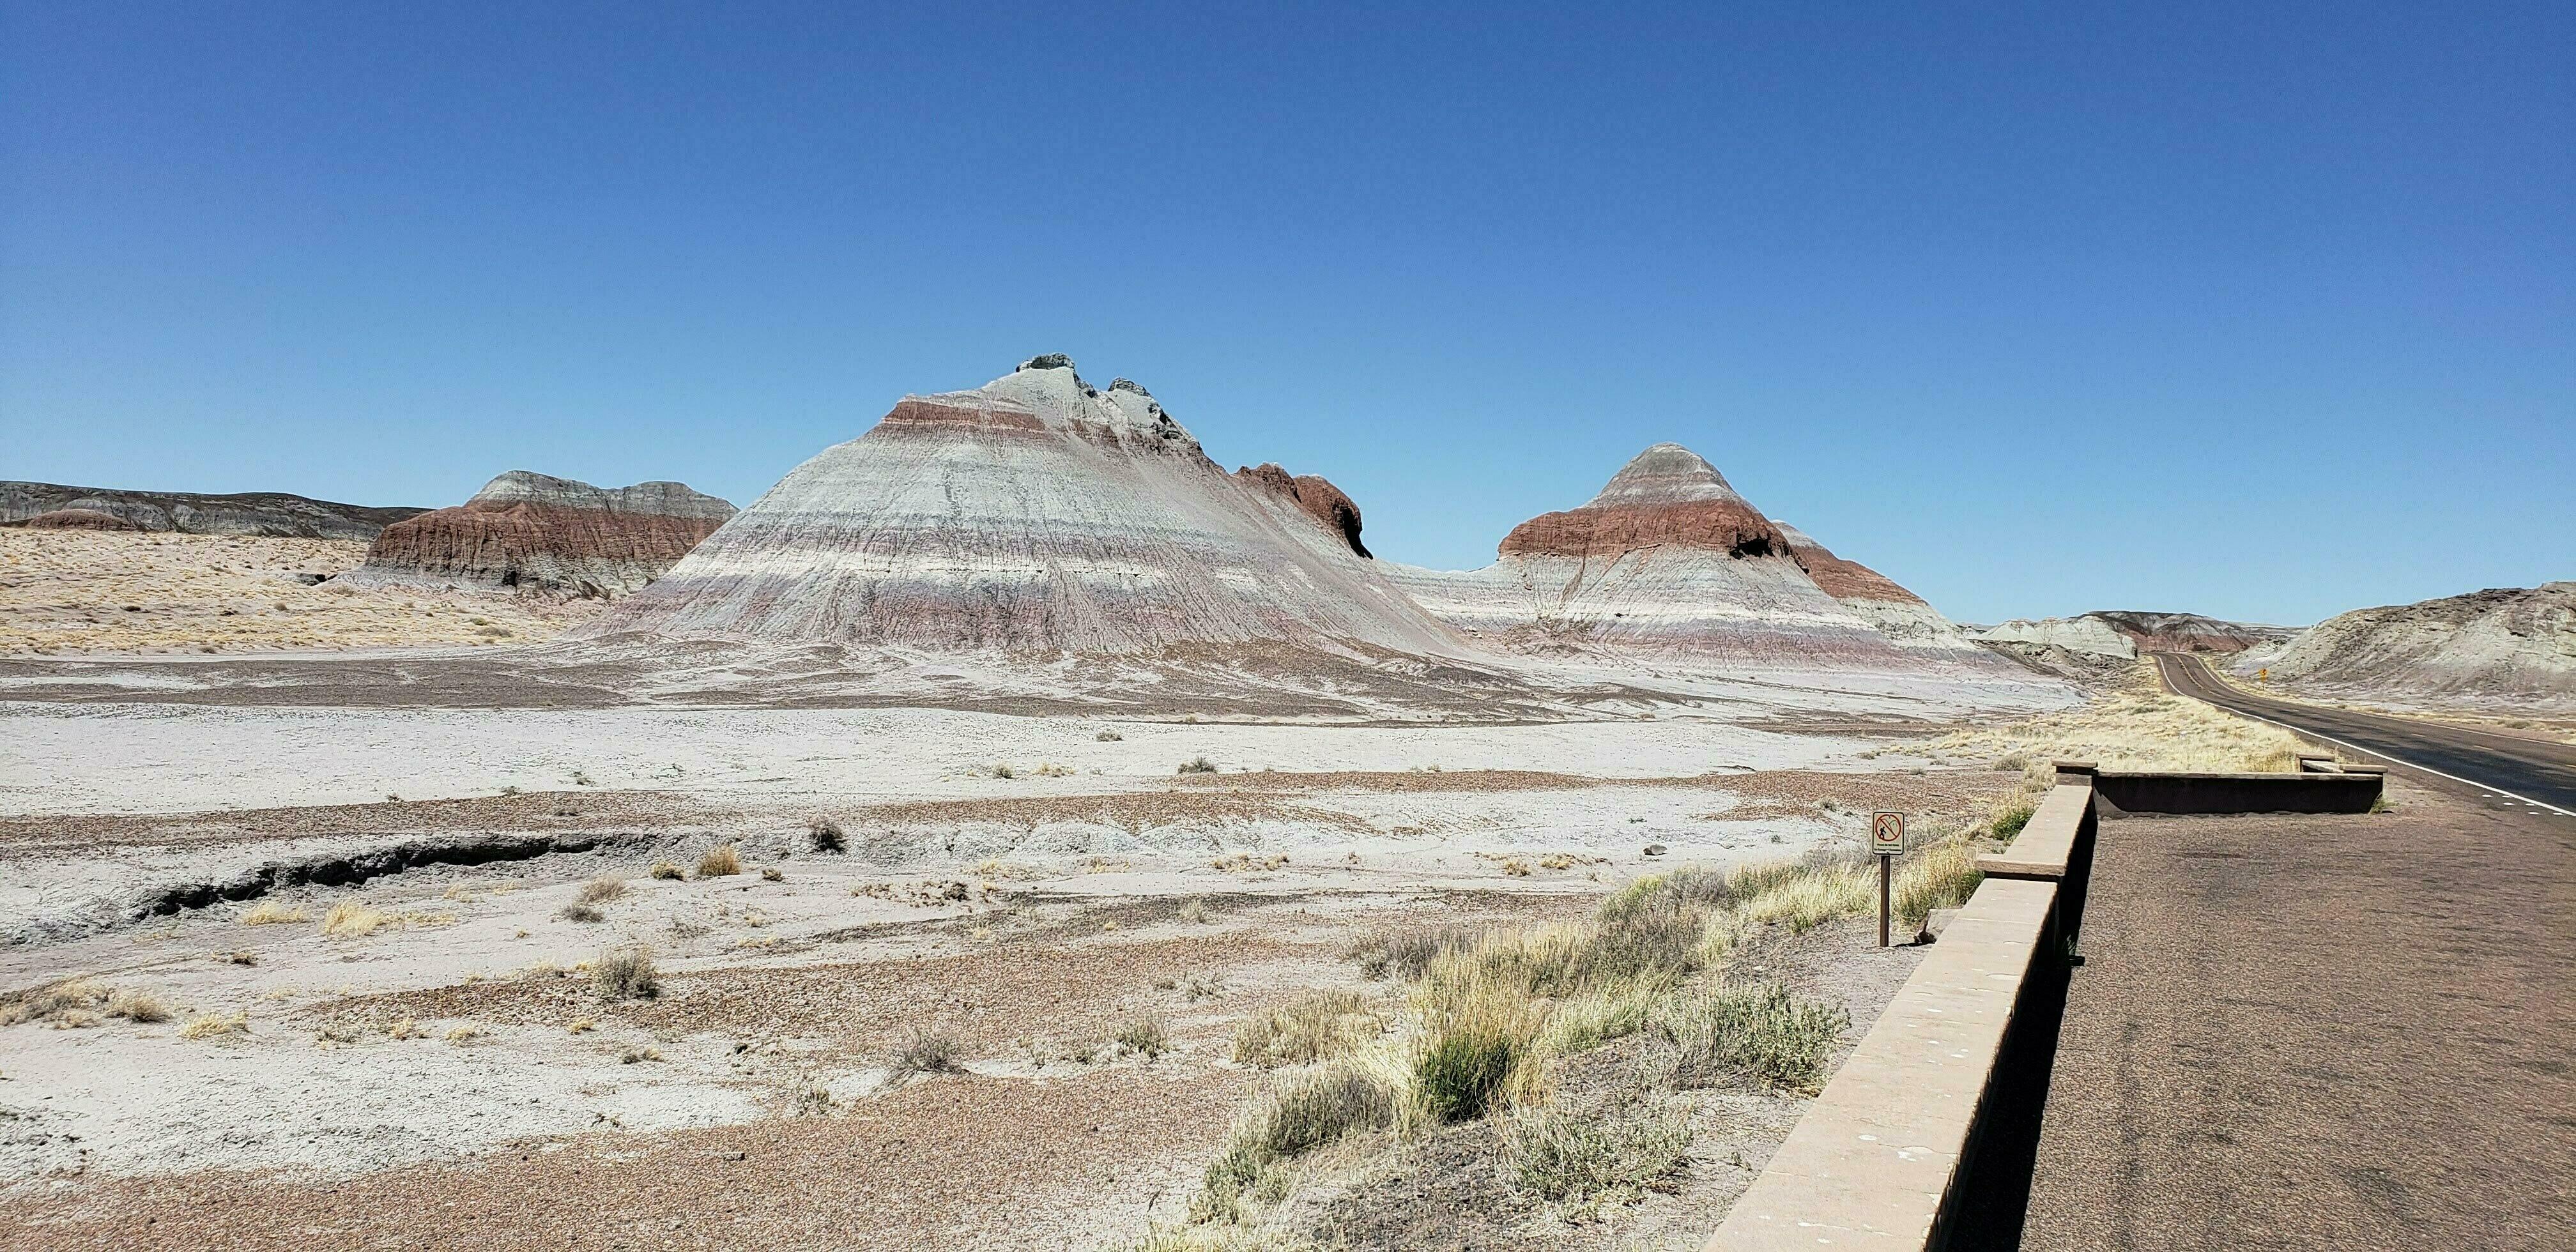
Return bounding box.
[0,356,2430,1250]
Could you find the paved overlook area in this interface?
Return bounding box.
[2006,744,2576,1247]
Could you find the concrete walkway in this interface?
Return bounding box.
[2012,779,2576,1249]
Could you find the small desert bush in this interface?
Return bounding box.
[649,860,685,880]
[1177,756,1218,774]
[807,816,846,853]
[988,762,1015,779]
[1,978,108,1026]
[1177,897,1211,924]
[1116,1016,1170,1060]
[1095,729,1124,742]
[1412,993,1529,1122]
[696,844,742,878]
[578,877,627,905]
[319,901,391,938]
[1349,924,1482,981]
[557,903,606,924]
[1195,1060,1400,1222]
[1505,1099,1692,1205]
[1893,839,1984,930]
[1232,991,1376,1068]
[593,946,659,1001]
[896,1027,964,1074]
[239,900,308,925]
[1649,980,1848,1094]
[1988,798,2037,840]
[106,989,171,1023]
[179,1011,249,1039]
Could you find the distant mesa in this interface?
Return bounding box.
[347,471,735,600]
[19,508,145,531]
[0,481,424,539]
[2248,582,2575,706]
[1497,443,1786,561]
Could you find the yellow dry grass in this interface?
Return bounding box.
[1931,660,2308,773]
[0,529,602,656]
[178,1011,248,1039]
[238,900,308,925]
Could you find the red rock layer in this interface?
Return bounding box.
[1499,498,1785,560]
[1779,533,1924,604]
[364,500,726,598]
[20,508,144,531]
[1233,464,1370,558]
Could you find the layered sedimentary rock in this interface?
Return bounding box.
[1384,445,1929,666]
[0,482,422,538]
[17,508,144,531]
[588,358,1464,654]
[1974,616,2140,660]
[2085,611,2292,654]
[2251,583,2575,705]
[348,472,734,599]
[1773,523,1988,653]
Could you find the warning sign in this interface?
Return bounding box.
[1871,811,1905,857]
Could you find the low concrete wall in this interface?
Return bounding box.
[1706,775,2094,1252]
[2093,770,2381,815]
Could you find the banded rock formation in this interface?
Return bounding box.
[0,482,422,539]
[1775,522,1987,654]
[2249,583,2575,706]
[589,358,1459,654]
[1384,445,1952,667]
[348,472,734,599]
[17,508,145,531]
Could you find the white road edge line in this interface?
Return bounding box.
[2165,661,2576,818]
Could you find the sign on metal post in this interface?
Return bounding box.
[1872,811,1905,947]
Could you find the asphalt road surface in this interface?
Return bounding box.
[2156,653,2576,814]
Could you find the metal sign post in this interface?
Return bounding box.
[1871,811,1905,947]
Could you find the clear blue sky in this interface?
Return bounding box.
[4,3,2568,626]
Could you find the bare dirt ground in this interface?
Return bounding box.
[0,530,600,657]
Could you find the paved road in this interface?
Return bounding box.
[2156,653,2576,814]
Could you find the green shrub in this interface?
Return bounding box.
[1650,981,1848,1094]
[1195,1062,1398,1222]
[1414,1014,1519,1121]
[1989,800,2036,841]
[1505,1100,1690,1204]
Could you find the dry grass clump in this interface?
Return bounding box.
[1505,1098,1691,1206]
[1194,1060,1404,1223]
[1178,756,1219,774]
[1893,838,1985,931]
[1116,1016,1171,1060]
[319,901,391,938]
[807,816,846,853]
[239,900,308,925]
[557,903,606,924]
[649,860,685,880]
[1648,981,1848,1094]
[1095,729,1124,742]
[1233,991,1378,1068]
[696,844,742,878]
[0,978,163,1027]
[1349,924,1482,981]
[107,989,171,1023]
[895,1027,964,1074]
[577,877,627,905]
[593,946,659,1001]
[179,1011,249,1039]
[1931,660,2308,772]
[1177,897,1211,924]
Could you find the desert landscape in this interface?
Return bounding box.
[1,356,2419,1252]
